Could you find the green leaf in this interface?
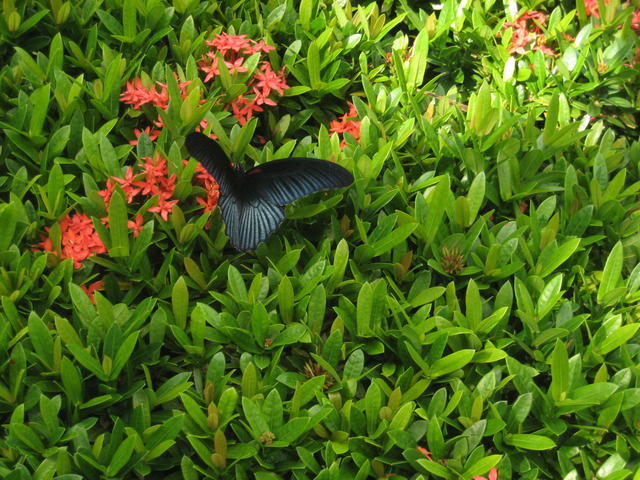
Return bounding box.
[227,265,247,301]
[110,331,139,380]
[299,0,312,30]
[291,376,325,416]
[596,323,640,356]
[27,312,54,370]
[106,436,135,476]
[67,344,108,382]
[47,163,65,217]
[537,274,563,320]
[463,455,502,477]
[416,459,451,478]
[466,172,485,226]
[597,241,623,305]
[356,282,373,337]
[406,29,429,88]
[271,324,307,347]
[537,238,580,278]
[505,433,556,450]
[327,239,349,293]
[10,424,45,452]
[424,175,450,244]
[430,350,475,378]
[307,41,321,89]
[29,84,51,138]
[153,372,192,406]
[242,397,269,436]
[370,223,418,257]
[550,339,569,402]
[108,188,129,257]
[60,356,83,405]
[278,276,294,323]
[172,276,189,330]
[122,0,136,39]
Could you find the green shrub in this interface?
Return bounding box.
[1,0,639,479]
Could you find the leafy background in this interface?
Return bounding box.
[1,0,640,479]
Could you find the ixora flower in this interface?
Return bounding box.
[80,280,104,304]
[33,213,107,269]
[330,102,361,148]
[121,33,289,140]
[473,467,498,480]
[120,74,192,145]
[198,33,289,125]
[34,151,218,269]
[502,10,557,57]
[416,446,433,461]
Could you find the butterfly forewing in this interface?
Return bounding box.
[244,158,354,205]
[185,133,236,195]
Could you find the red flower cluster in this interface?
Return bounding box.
[33,213,107,269]
[34,151,220,269]
[190,162,220,213]
[120,75,197,145]
[99,154,179,221]
[503,11,557,56]
[198,33,289,125]
[329,102,361,148]
[120,34,288,141]
[585,0,640,31]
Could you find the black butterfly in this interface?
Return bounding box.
[185,132,354,251]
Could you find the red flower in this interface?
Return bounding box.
[200,57,221,82]
[231,95,264,125]
[98,178,116,206]
[197,32,289,125]
[33,230,53,252]
[584,0,601,17]
[80,280,104,304]
[128,213,144,237]
[206,33,252,55]
[148,192,179,221]
[253,62,289,98]
[113,166,141,203]
[248,39,276,54]
[225,57,248,75]
[130,126,161,146]
[416,446,433,461]
[196,192,219,213]
[142,154,168,178]
[330,102,361,148]
[632,9,640,30]
[473,467,498,480]
[47,213,107,269]
[120,78,158,109]
[502,11,557,57]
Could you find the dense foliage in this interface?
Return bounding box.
[1,0,640,479]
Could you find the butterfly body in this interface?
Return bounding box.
[186,132,353,250]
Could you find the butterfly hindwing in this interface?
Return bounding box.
[185,132,236,195]
[217,194,241,247]
[234,198,285,250]
[244,158,354,205]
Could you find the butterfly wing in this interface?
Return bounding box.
[244,158,354,206]
[186,133,354,250]
[185,132,237,195]
[233,198,285,251]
